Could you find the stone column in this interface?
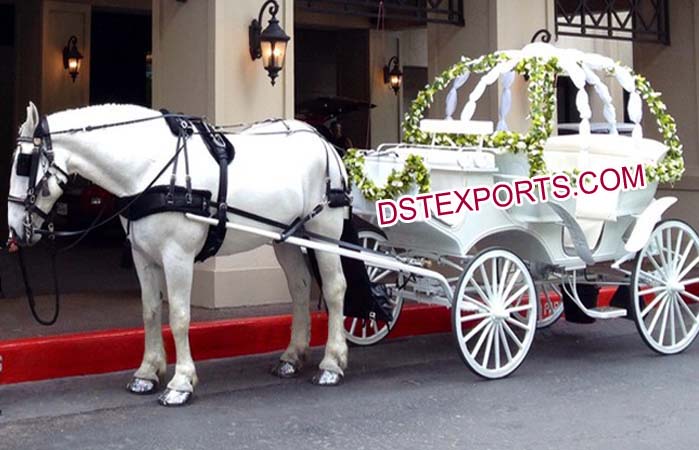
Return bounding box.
[152,0,295,308]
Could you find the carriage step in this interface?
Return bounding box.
[586,306,627,319]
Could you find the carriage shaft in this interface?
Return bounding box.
[185,213,454,302]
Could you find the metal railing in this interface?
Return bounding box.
[555,0,670,44]
[297,0,464,26]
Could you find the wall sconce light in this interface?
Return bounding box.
[249,0,290,86]
[62,35,83,83]
[384,56,402,95]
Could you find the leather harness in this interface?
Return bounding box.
[117,112,351,262]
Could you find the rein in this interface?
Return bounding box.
[9,114,348,326]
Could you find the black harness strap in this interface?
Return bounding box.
[190,119,233,262]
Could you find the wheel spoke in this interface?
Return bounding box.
[673,230,685,273]
[470,322,493,356]
[673,295,688,338]
[506,304,533,314]
[502,320,523,349]
[647,296,669,336]
[370,319,378,334]
[505,316,531,332]
[640,291,669,318]
[500,268,522,305]
[479,264,494,299]
[481,325,495,368]
[675,240,695,278]
[498,323,513,362]
[503,285,529,309]
[638,270,665,286]
[646,251,666,278]
[349,318,358,336]
[459,312,492,323]
[494,323,501,369]
[678,295,699,324]
[463,316,491,343]
[469,277,492,307]
[498,260,511,298]
[492,259,499,298]
[462,293,490,311]
[370,268,392,283]
[678,256,699,281]
[669,295,676,346]
[655,234,669,269]
[638,285,666,296]
[658,295,671,345]
[681,290,699,303]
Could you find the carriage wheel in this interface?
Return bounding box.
[536,283,564,329]
[342,230,404,346]
[630,220,699,354]
[452,248,537,379]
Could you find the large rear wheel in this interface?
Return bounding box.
[630,220,699,354]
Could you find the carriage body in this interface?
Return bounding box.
[351,143,657,271]
[342,43,699,377]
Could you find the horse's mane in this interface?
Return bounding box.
[47,104,160,133]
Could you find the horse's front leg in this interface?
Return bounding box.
[158,248,198,407]
[127,248,167,395]
[313,251,348,385]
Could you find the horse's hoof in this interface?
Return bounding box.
[158,388,193,407]
[311,369,343,386]
[126,377,159,395]
[271,360,301,379]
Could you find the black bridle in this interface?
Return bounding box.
[8,117,69,245]
[7,113,194,325]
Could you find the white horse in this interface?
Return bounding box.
[7,102,349,406]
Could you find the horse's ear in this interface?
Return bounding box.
[19,101,39,137]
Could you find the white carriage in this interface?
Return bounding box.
[340,44,699,379]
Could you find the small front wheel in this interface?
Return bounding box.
[342,229,404,346]
[452,248,537,379]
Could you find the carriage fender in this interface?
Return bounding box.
[624,196,677,253]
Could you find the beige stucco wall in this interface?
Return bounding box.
[369,28,428,148]
[426,0,497,123]
[634,0,699,229]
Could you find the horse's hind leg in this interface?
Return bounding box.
[271,243,312,378]
[127,248,167,395]
[312,250,348,385]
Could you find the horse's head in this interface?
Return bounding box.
[7,102,69,247]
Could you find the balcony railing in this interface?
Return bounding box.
[297,0,464,26]
[555,0,670,44]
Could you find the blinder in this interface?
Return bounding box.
[9,116,68,244]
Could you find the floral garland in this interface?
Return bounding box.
[633,74,684,183]
[343,148,430,201]
[345,50,684,201]
[402,53,684,184]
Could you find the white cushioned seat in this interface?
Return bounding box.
[543,134,667,249]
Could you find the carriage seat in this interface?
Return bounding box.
[543,134,668,171]
[420,119,494,136]
[543,134,668,249]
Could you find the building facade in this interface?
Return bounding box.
[1,0,695,309]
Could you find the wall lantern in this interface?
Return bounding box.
[384,56,402,95]
[249,0,291,86]
[62,35,83,83]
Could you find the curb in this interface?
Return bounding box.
[0,286,621,385]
